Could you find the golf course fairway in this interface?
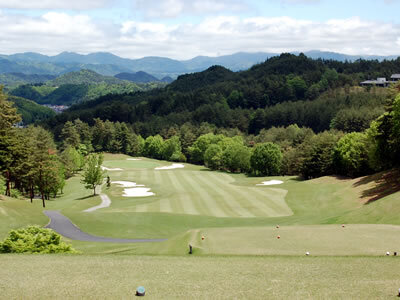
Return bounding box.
[1,154,400,298]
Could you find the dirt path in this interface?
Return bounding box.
[43,211,167,243]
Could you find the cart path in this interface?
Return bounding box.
[44,210,167,243]
[83,184,111,212]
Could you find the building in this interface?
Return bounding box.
[391,74,400,82]
[360,77,389,87]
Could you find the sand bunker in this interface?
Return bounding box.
[101,166,123,171]
[112,181,144,187]
[127,158,142,161]
[112,181,154,197]
[257,180,284,186]
[155,163,184,170]
[123,187,155,197]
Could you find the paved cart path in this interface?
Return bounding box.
[44,210,167,243]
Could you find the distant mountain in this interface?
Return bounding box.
[115,71,160,83]
[0,73,55,86]
[48,69,123,86]
[182,52,277,72]
[1,50,399,80]
[161,76,174,83]
[300,50,399,62]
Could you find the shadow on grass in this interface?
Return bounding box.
[353,169,400,204]
[76,195,96,201]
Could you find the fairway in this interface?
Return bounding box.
[105,158,292,218]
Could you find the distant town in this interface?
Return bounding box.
[42,104,69,113]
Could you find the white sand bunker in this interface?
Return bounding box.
[112,181,144,187]
[155,164,184,170]
[127,158,142,161]
[257,180,284,186]
[101,166,123,171]
[123,188,155,197]
[112,181,155,197]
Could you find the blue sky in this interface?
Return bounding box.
[0,0,399,59]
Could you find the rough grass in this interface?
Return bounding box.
[1,254,400,299]
[0,195,48,238]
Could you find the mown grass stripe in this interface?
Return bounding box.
[193,172,255,218]
[207,173,280,217]
[251,187,292,216]
[166,171,196,215]
[178,171,224,217]
[157,171,173,213]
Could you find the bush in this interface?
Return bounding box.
[0,226,77,254]
[0,175,5,195]
[10,189,22,199]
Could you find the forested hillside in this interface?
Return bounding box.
[45,53,400,135]
[8,96,56,124]
[8,69,167,106]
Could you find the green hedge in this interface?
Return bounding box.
[0,226,77,254]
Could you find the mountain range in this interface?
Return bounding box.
[0,50,399,79]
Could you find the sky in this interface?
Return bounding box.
[0,0,400,60]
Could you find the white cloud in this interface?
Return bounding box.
[133,0,246,18]
[0,11,399,59]
[0,0,111,10]
[0,12,105,54]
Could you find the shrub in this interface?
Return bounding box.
[0,175,5,195]
[10,189,22,199]
[0,226,77,254]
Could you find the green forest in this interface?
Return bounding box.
[1,53,400,203]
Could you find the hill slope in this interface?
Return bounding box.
[115,71,160,83]
[48,69,123,86]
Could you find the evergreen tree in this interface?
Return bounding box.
[0,86,22,196]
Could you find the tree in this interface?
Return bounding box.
[188,133,224,164]
[32,126,59,207]
[143,135,164,159]
[60,121,80,149]
[162,136,182,161]
[81,153,105,196]
[299,130,342,179]
[221,142,251,173]
[61,146,83,177]
[0,86,22,196]
[334,132,370,177]
[204,144,223,170]
[250,143,282,176]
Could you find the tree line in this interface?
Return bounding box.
[55,82,400,179]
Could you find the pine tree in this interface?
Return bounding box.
[0,87,22,196]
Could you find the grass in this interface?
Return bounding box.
[0,195,48,238]
[2,154,400,256]
[1,254,400,299]
[106,168,292,218]
[2,154,400,297]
